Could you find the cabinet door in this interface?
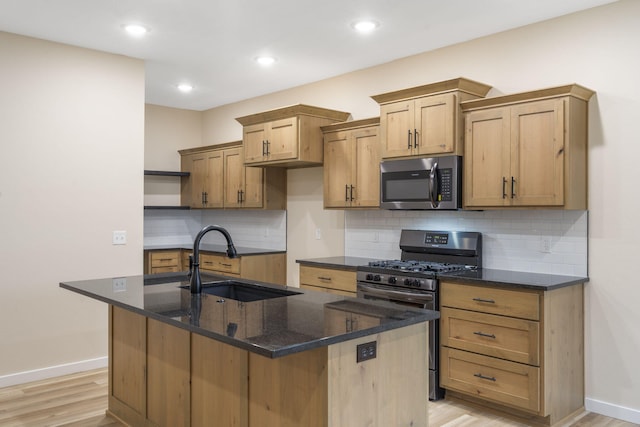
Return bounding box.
[266,117,298,161]
[353,127,380,207]
[242,165,264,208]
[380,100,414,158]
[415,93,456,155]
[188,154,206,208]
[464,107,511,207]
[323,131,353,208]
[223,148,244,208]
[243,123,267,164]
[204,150,224,208]
[510,99,565,206]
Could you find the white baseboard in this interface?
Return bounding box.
[586,397,640,424]
[0,357,108,388]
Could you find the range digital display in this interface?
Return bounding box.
[424,233,448,245]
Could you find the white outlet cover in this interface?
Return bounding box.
[113,230,127,245]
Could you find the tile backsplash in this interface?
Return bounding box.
[144,210,287,250]
[345,210,588,277]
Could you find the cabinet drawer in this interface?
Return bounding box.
[299,266,356,294]
[441,282,540,320]
[441,347,540,413]
[150,251,180,268]
[151,266,180,274]
[441,307,540,365]
[199,253,241,274]
[300,283,356,297]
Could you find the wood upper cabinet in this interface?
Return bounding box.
[322,117,380,208]
[180,141,286,210]
[236,104,351,167]
[372,78,492,159]
[462,84,594,210]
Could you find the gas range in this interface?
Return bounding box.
[356,230,482,292]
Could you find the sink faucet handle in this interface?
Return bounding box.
[188,254,194,277]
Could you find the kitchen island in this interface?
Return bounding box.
[61,272,438,427]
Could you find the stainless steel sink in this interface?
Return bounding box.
[181,280,301,302]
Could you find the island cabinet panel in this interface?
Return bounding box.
[440,281,584,426]
[327,322,428,427]
[147,318,191,427]
[191,335,249,427]
[249,348,328,427]
[109,306,146,423]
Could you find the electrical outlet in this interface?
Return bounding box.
[315,228,322,240]
[540,236,551,253]
[113,230,127,245]
[356,341,377,363]
[112,277,127,292]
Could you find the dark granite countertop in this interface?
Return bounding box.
[144,243,285,256]
[296,257,587,290]
[60,272,438,358]
[296,256,379,271]
[440,268,588,290]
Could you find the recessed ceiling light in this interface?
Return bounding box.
[352,20,379,33]
[177,83,193,93]
[255,56,276,66]
[123,24,149,37]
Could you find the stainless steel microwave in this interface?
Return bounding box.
[379,156,462,210]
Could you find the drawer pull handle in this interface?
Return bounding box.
[474,373,496,382]
[318,276,332,281]
[221,263,232,267]
[159,258,173,261]
[472,297,496,304]
[473,331,496,339]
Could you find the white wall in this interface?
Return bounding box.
[197,1,640,421]
[0,32,144,383]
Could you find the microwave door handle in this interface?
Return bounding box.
[429,162,439,208]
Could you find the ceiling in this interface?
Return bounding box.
[0,0,616,111]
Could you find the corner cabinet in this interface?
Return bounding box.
[235,104,351,167]
[462,84,594,210]
[371,78,492,159]
[321,117,380,209]
[179,141,286,210]
[439,280,584,426]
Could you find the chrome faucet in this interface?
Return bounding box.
[190,225,238,294]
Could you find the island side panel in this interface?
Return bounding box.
[327,322,429,427]
[191,334,249,427]
[147,318,191,427]
[248,347,329,427]
[108,305,147,425]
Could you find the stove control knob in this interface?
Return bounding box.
[388,276,397,284]
[403,278,412,286]
[365,274,374,281]
[373,275,381,282]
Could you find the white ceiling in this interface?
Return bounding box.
[0,0,616,111]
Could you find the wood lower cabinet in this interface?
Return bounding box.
[439,280,584,425]
[299,265,357,296]
[371,78,492,159]
[321,117,380,208]
[235,104,351,168]
[109,305,429,427]
[147,249,286,286]
[179,141,286,210]
[462,84,594,209]
[145,249,182,274]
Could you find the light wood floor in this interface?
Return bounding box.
[0,368,637,427]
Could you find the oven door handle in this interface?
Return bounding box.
[358,283,434,304]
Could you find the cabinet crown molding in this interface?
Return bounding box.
[235,103,351,126]
[461,83,595,111]
[371,77,493,104]
[320,116,380,133]
[178,140,242,156]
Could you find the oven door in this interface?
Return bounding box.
[357,281,442,400]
